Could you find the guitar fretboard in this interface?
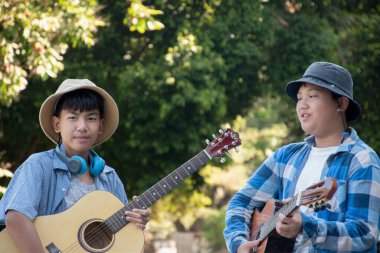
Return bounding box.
[254,195,299,241]
[105,149,211,233]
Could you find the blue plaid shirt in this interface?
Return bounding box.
[224,128,380,253]
[0,148,128,224]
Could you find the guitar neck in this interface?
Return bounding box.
[105,149,212,233]
[255,195,299,241]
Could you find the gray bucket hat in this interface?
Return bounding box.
[285,61,362,122]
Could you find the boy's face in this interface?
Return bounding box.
[52,109,104,157]
[296,83,342,137]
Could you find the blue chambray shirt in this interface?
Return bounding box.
[0,148,128,224]
[224,128,380,253]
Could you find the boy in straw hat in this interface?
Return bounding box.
[224,62,380,252]
[0,79,149,252]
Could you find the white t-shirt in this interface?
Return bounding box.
[295,145,338,213]
[293,145,339,252]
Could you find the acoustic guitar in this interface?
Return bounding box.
[250,178,338,253]
[0,128,241,253]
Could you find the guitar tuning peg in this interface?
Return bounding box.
[219,129,224,134]
[212,134,217,139]
[205,139,210,144]
[220,157,226,163]
[225,152,232,158]
[234,147,240,153]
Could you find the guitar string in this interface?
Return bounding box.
[60,153,209,253]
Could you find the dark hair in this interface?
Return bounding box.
[53,89,104,118]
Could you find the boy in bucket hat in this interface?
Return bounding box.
[0,79,149,252]
[224,62,380,253]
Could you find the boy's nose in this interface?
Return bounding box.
[297,99,309,109]
[76,118,88,131]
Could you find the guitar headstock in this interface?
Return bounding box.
[205,128,241,161]
[299,178,337,212]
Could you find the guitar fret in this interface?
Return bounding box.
[140,194,153,207]
[157,180,169,194]
[163,176,175,189]
[167,173,179,187]
[134,195,150,209]
[133,200,143,209]
[147,188,161,201]
[173,170,184,181]
[106,210,128,233]
[182,164,192,176]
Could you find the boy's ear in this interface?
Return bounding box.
[337,97,349,111]
[52,116,60,133]
[98,118,104,135]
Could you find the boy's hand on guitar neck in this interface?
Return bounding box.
[276,198,303,239]
[125,196,150,230]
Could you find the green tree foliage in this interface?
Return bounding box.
[124,0,165,33]
[0,160,13,197]
[0,0,106,105]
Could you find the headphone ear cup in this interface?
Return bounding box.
[56,146,87,174]
[70,156,88,175]
[90,155,105,176]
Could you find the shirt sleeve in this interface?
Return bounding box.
[3,160,44,221]
[224,153,281,253]
[109,170,128,205]
[299,163,380,252]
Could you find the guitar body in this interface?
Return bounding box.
[250,199,275,253]
[251,199,295,253]
[0,191,144,253]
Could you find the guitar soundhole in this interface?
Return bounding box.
[79,219,114,253]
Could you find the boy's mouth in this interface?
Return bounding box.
[75,136,90,140]
[300,112,311,119]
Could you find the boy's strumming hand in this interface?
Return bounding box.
[276,198,303,239]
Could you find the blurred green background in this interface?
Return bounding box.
[1,0,379,252]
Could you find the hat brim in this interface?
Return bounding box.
[285,76,362,122]
[39,84,119,147]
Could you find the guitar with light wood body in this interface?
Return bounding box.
[0,128,241,253]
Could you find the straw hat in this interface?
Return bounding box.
[39,79,119,146]
[285,61,362,122]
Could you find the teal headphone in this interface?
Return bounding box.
[55,144,105,176]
